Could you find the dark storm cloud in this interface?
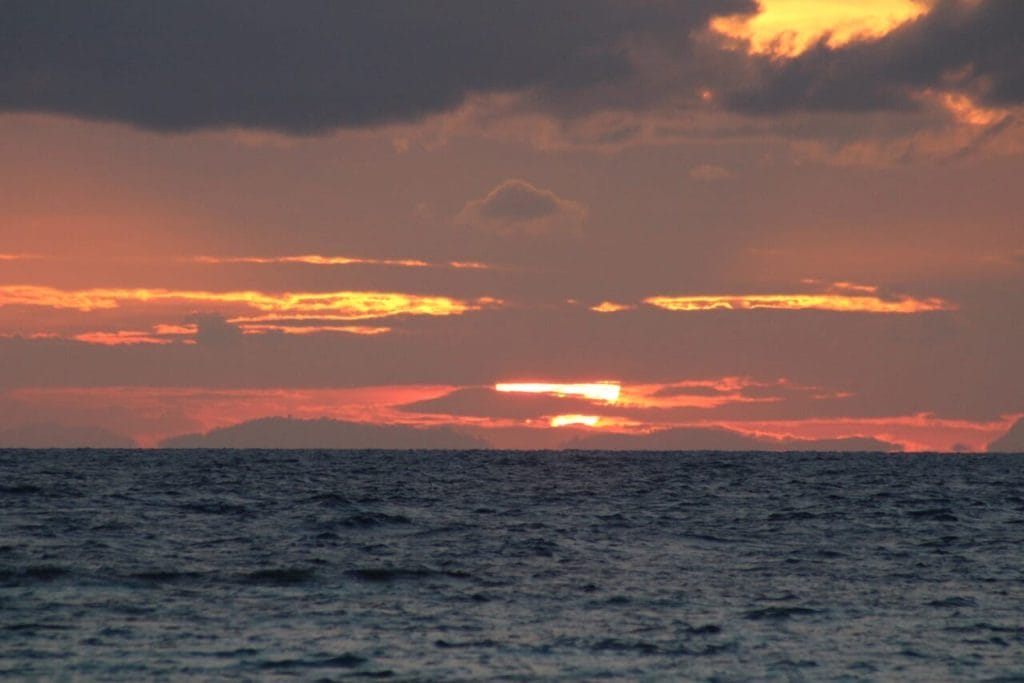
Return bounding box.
[0,0,753,133]
[732,0,1024,114]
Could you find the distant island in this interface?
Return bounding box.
[564,426,900,452]
[988,417,1024,453]
[159,416,489,450]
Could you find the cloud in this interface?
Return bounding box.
[689,164,733,181]
[644,288,954,314]
[0,285,497,319]
[732,0,1024,115]
[159,416,488,449]
[192,253,494,270]
[457,179,587,235]
[189,314,243,347]
[0,1,752,134]
[399,387,608,420]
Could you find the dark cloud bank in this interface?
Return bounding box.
[0,0,750,133]
[8,1,1020,135]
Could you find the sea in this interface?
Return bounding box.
[2,449,1024,681]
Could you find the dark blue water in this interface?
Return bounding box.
[3,450,1024,680]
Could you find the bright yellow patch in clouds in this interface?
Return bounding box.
[591,301,633,313]
[550,415,601,428]
[646,289,953,314]
[713,0,927,57]
[495,382,621,403]
[0,285,496,319]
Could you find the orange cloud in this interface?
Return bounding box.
[590,301,634,313]
[238,324,391,336]
[0,285,499,319]
[712,0,927,57]
[645,290,953,314]
[550,414,601,428]
[71,331,179,346]
[935,91,1010,127]
[495,382,622,403]
[193,253,495,269]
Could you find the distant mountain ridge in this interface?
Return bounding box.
[159,416,490,450]
[564,426,900,452]
[988,417,1024,453]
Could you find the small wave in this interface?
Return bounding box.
[0,484,44,495]
[336,512,412,528]
[259,653,367,670]
[434,639,498,649]
[907,508,960,522]
[129,570,204,583]
[928,596,978,608]
[768,510,817,521]
[179,501,249,515]
[744,606,820,621]
[0,565,72,583]
[345,567,470,583]
[242,567,317,585]
[306,492,354,506]
[4,622,72,632]
[592,638,660,655]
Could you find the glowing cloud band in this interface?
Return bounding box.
[550,415,600,428]
[0,285,499,319]
[495,382,621,403]
[194,254,493,270]
[712,0,926,57]
[645,293,953,314]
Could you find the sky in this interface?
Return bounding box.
[1,0,1022,451]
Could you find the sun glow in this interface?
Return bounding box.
[550,414,601,428]
[495,382,622,403]
[712,0,927,57]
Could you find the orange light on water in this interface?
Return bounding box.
[495,382,622,403]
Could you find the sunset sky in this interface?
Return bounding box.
[1,0,1022,450]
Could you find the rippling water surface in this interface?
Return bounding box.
[3,449,1024,680]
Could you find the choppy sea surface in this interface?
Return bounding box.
[3,450,1024,681]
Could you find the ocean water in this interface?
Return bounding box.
[2,450,1024,681]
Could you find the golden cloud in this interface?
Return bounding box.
[645,290,953,314]
[712,0,927,58]
[0,285,500,319]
